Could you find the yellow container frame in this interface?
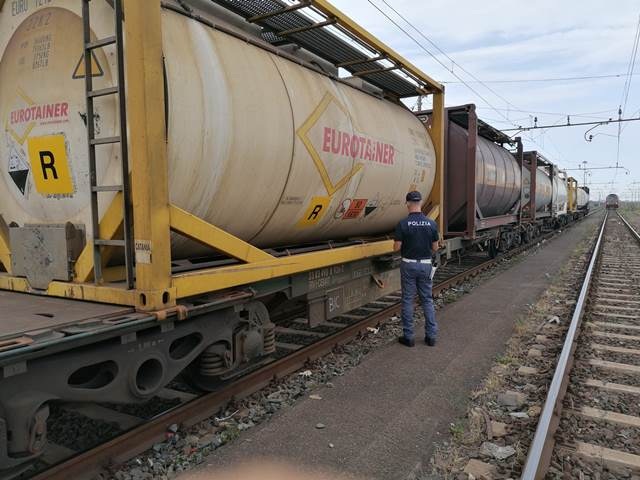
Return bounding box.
[0,0,445,312]
[567,177,578,213]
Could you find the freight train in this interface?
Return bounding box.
[416,104,589,257]
[0,0,589,475]
[605,193,620,209]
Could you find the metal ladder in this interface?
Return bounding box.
[81,0,134,288]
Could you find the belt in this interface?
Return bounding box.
[402,258,431,264]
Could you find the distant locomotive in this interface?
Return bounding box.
[606,193,620,210]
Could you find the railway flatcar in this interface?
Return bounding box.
[0,1,588,475]
[605,193,620,210]
[0,0,446,474]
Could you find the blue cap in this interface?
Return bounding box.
[406,191,422,202]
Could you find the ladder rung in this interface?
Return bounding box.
[85,36,116,50]
[92,185,123,192]
[94,239,126,247]
[90,136,121,145]
[87,86,119,98]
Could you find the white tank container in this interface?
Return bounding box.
[553,176,568,215]
[577,188,588,208]
[0,2,436,256]
[523,167,552,212]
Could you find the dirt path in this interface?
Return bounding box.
[177,214,603,480]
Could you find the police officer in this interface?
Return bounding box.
[393,191,439,347]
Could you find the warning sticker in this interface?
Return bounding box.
[334,199,351,219]
[72,51,104,79]
[335,198,368,220]
[364,198,379,217]
[342,199,367,219]
[27,134,73,195]
[297,196,330,227]
[8,142,30,195]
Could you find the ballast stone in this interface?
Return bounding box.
[517,366,539,375]
[463,459,497,479]
[527,348,542,358]
[490,421,508,438]
[497,391,526,407]
[480,442,516,460]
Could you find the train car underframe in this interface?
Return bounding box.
[0,253,404,472]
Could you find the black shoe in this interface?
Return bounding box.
[425,337,436,346]
[398,336,415,347]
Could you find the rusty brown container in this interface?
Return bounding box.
[442,105,522,233]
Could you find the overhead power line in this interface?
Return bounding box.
[614,12,640,175]
[442,73,637,84]
[366,0,556,159]
[364,0,510,124]
[366,0,592,167]
[621,14,640,116]
[373,0,519,115]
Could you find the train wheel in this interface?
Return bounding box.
[488,239,498,258]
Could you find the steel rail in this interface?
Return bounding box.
[617,210,640,242]
[30,215,592,480]
[521,212,608,479]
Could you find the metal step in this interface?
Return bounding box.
[90,136,121,145]
[87,86,119,98]
[91,185,123,192]
[85,36,116,50]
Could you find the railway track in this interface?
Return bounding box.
[15,216,592,480]
[522,211,640,479]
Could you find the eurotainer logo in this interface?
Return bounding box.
[297,91,396,197]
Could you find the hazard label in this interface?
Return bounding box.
[364,198,379,217]
[27,134,73,195]
[342,199,367,219]
[72,51,104,79]
[298,196,330,227]
[8,144,30,195]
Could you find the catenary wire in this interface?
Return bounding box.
[367,0,564,164]
[442,73,637,84]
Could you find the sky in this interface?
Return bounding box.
[331,0,640,201]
